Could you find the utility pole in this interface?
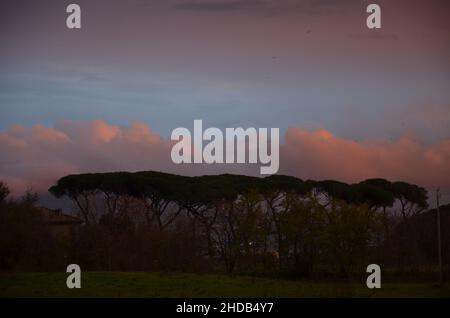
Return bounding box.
[436,188,443,285]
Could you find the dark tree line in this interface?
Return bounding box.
[40,171,430,277]
[0,173,436,277]
[0,182,66,271]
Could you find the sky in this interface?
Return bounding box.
[0,0,449,205]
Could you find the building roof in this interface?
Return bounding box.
[37,207,83,225]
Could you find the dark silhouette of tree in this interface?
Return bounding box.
[0,181,11,203]
[314,180,355,205]
[44,171,435,277]
[259,175,310,272]
[132,171,185,229]
[391,181,428,220]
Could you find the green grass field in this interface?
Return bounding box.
[1,272,449,298]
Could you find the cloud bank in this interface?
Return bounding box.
[0,120,449,196]
[280,128,450,187]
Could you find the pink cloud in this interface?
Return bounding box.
[280,128,450,188]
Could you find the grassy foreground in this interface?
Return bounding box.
[0,272,449,298]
